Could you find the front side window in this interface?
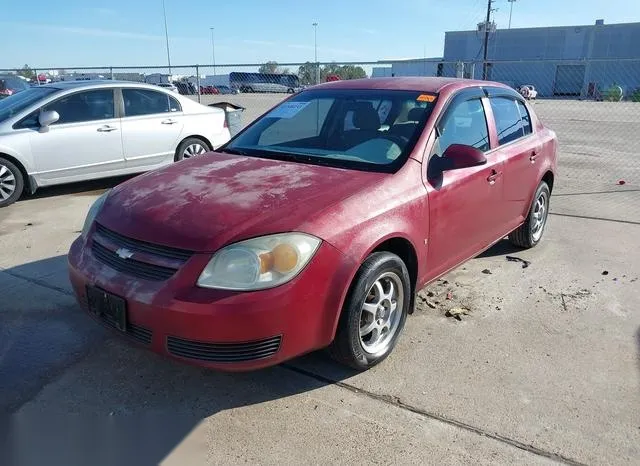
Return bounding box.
[42,89,115,125]
[436,98,490,154]
[490,97,525,145]
[226,89,437,172]
[2,87,57,125]
[122,89,179,117]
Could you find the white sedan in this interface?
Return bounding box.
[0,81,230,207]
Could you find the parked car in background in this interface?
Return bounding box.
[69,77,557,371]
[519,84,538,100]
[200,85,220,95]
[155,82,179,93]
[215,85,238,95]
[0,81,230,207]
[230,72,300,93]
[0,75,29,99]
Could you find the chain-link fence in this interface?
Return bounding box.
[1,59,638,220]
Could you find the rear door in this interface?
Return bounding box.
[119,88,184,168]
[424,89,506,278]
[24,88,124,182]
[487,92,540,229]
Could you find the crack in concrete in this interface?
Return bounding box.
[550,212,640,226]
[0,268,73,297]
[282,363,588,466]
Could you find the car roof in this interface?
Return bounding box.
[312,77,511,95]
[39,80,166,91]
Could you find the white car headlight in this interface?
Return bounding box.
[197,233,321,291]
[81,191,110,239]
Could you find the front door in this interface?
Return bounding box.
[424,93,505,279]
[120,88,184,169]
[28,89,124,183]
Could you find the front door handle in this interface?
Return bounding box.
[97,125,118,132]
[530,150,538,163]
[487,169,500,184]
[161,119,178,125]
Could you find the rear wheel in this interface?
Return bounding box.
[175,137,211,162]
[0,157,24,208]
[509,181,550,248]
[328,252,410,370]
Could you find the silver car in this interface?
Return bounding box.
[0,81,231,207]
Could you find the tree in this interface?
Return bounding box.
[258,61,279,74]
[338,65,367,80]
[17,64,35,80]
[297,62,318,85]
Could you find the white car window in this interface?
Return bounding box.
[43,89,115,125]
[122,89,180,116]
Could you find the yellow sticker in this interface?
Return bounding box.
[417,94,436,102]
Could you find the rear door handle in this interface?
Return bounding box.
[97,125,118,132]
[530,150,538,162]
[161,119,178,125]
[487,169,500,184]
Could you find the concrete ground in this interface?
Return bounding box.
[1,98,639,465]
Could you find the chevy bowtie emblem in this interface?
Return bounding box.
[115,248,134,259]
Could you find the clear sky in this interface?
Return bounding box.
[2,0,639,69]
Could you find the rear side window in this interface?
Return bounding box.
[516,100,532,135]
[490,97,524,145]
[122,89,180,117]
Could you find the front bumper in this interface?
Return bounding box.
[68,235,353,371]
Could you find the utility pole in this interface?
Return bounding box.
[162,0,172,74]
[313,22,319,84]
[508,0,517,29]
[210,27,216,75]
[482,0,494,80]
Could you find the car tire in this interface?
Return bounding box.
[175,137,211,162]
[0,157,24,208]
[509,181,550,248]
[328,252,411,371]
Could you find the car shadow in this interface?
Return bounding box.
[475,238,523,258]
[21,175,137,201]
[1,255,357,465]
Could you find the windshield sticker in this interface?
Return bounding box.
[268,101,311,119]
[417,94,436,103]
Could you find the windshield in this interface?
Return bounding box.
[0,87,57,124]
[226,89,437,172]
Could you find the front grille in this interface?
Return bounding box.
[166,335,282,363]
[95,223,192,262]
[97,311,153,345]
[92,241,177,281]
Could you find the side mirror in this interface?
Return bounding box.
[442,143,487,170]
[39,110,60,128]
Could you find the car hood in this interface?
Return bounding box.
[97,152,385,252]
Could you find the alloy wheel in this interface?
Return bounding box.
[359,271,404,354]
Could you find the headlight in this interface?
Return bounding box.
[81,191,110,239]
[197,233,321,291]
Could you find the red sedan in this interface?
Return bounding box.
[68,78,557,371]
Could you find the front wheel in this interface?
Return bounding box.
[328,252,411,370]
[509,181,550,248]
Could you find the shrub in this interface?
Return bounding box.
[603,85,623,102]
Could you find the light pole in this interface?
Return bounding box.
[210,27,216,75]
[508,0,517,29]
[162,0,172,74]
[312,22,319,84]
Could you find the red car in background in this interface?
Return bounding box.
[69,77,557,371]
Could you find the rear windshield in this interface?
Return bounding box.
[0,87,57,124]
[225,89,437,172]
